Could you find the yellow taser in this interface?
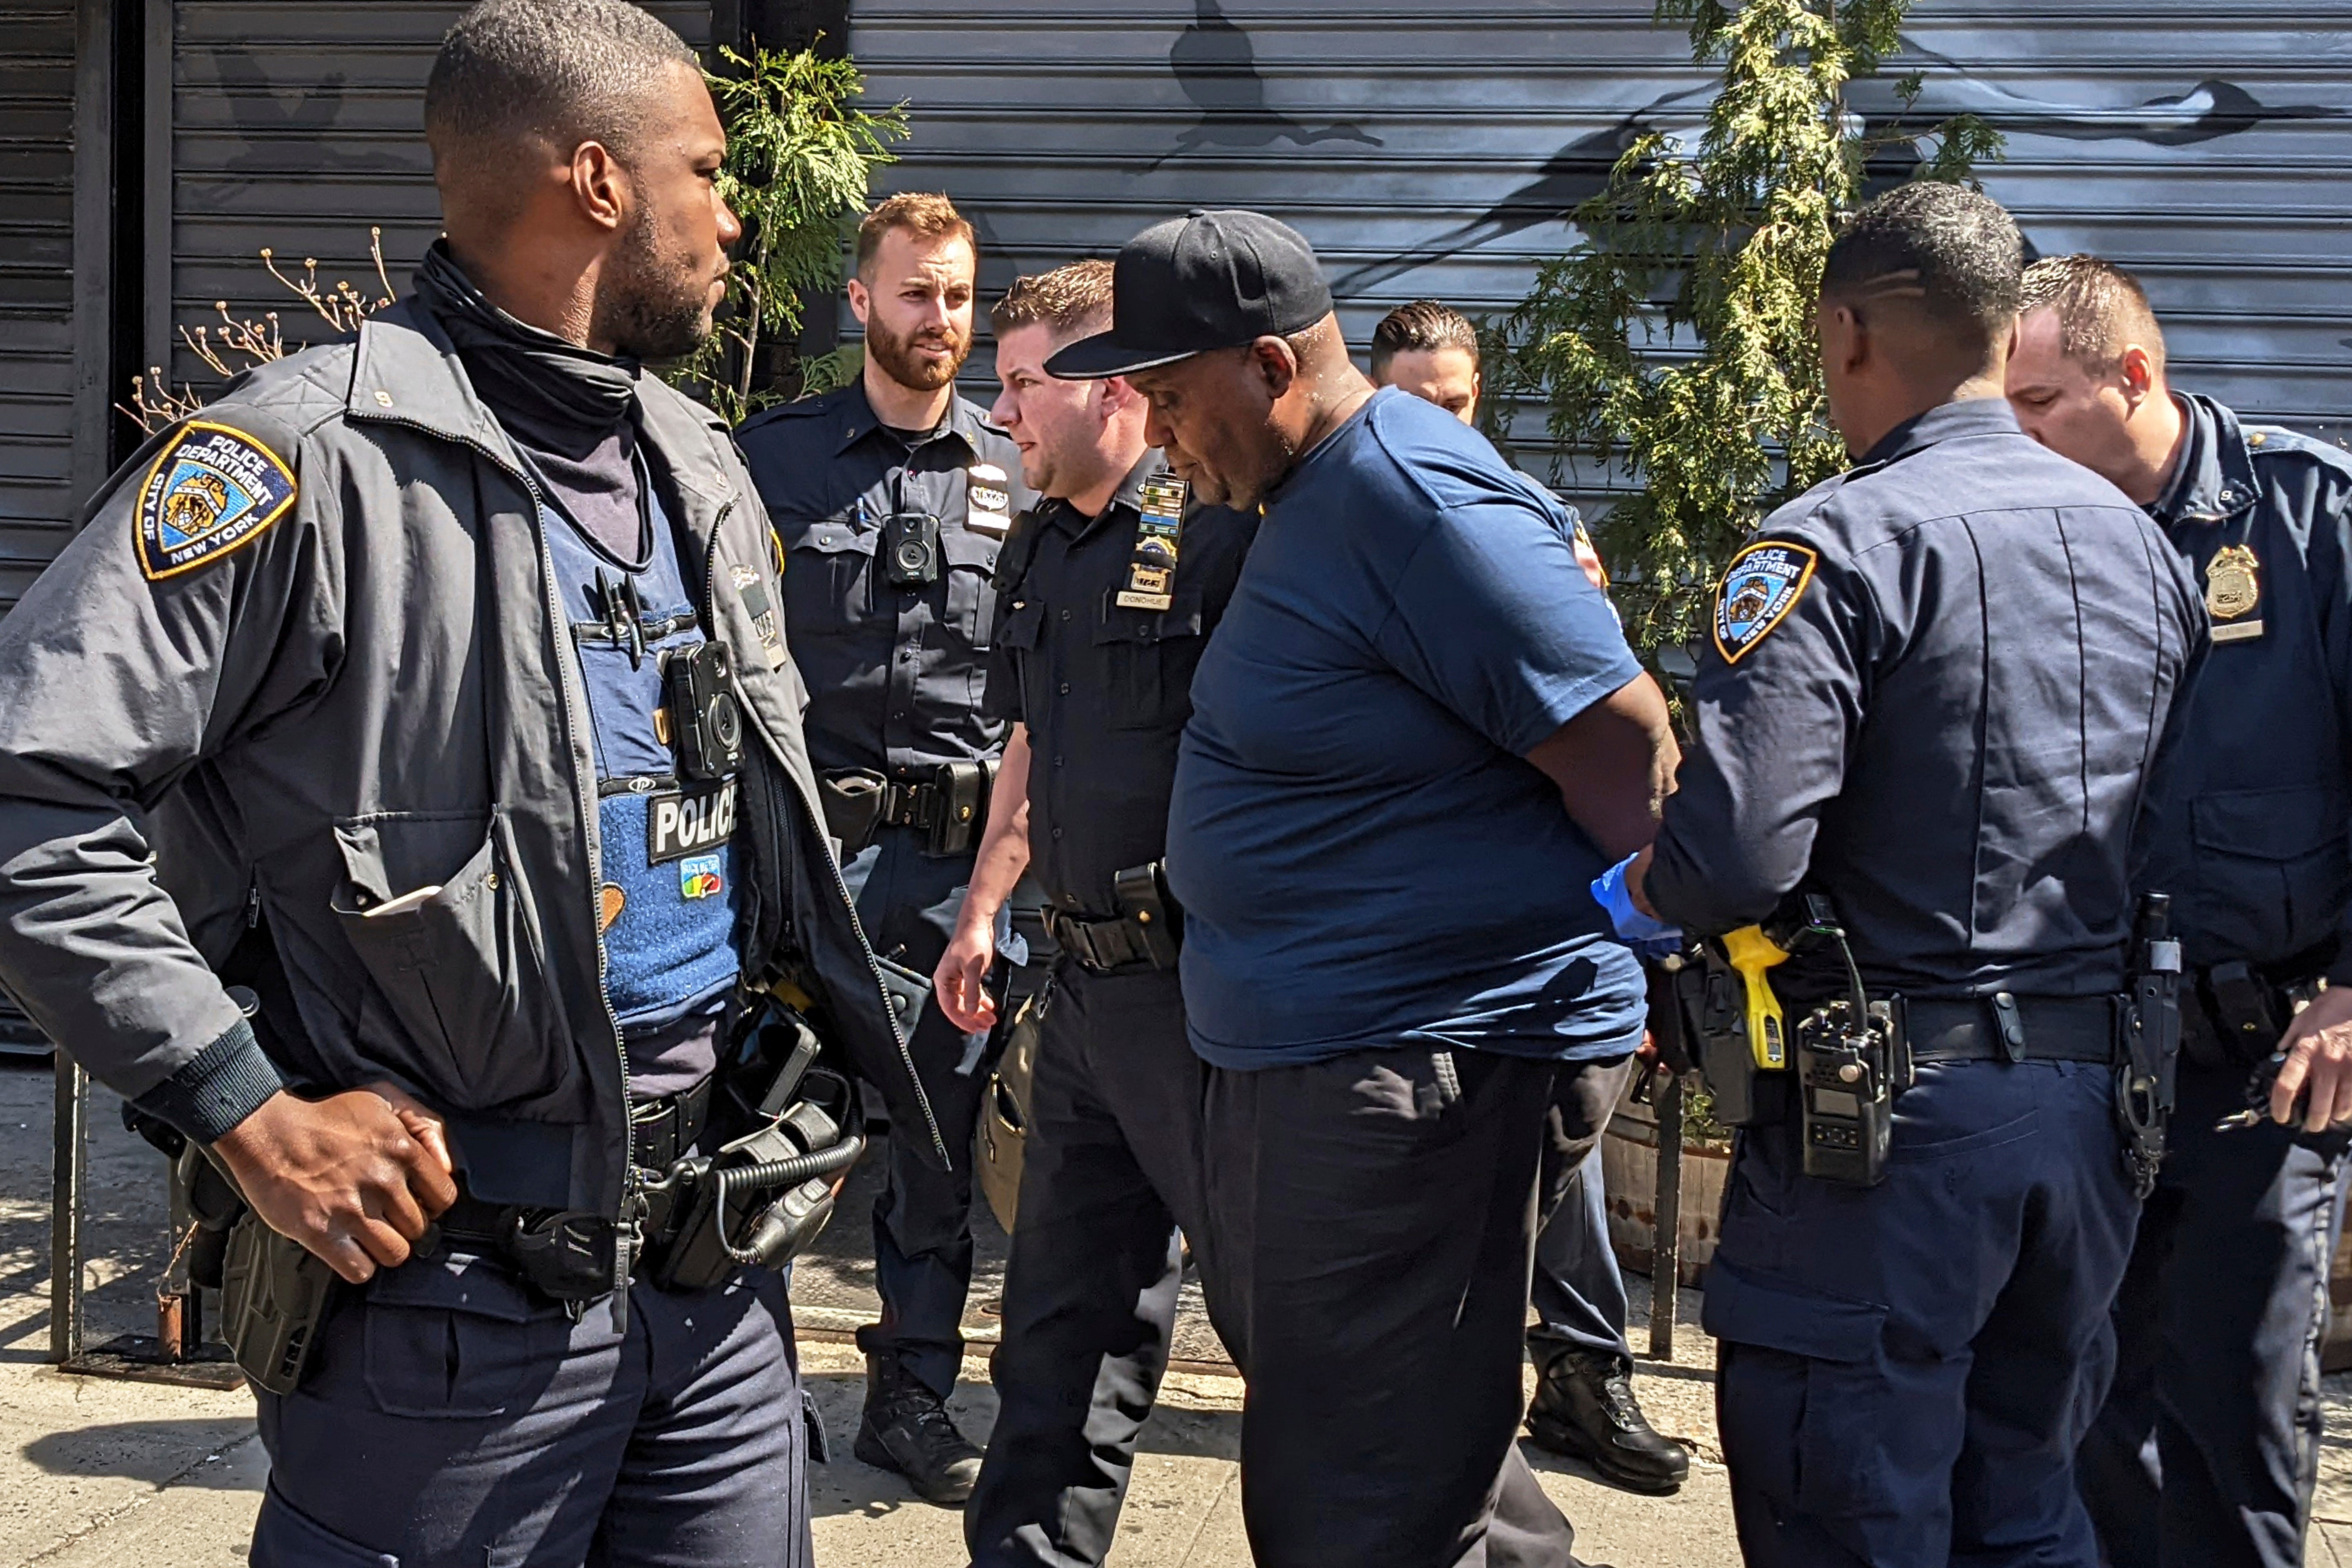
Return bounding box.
[1722,925,1791,1069]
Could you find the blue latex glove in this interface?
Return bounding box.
[1591,853,1685,962]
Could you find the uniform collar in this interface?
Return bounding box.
[1041,449,1167,543]
[347,299,736,513]
[2149,392,2259,528]
[1858,395,2022,468]
[833,375,991,460]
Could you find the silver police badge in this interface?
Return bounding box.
[1712,540,1817,664]
[135,421,298,581]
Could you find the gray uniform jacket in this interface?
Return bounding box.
[0,301,941,1217]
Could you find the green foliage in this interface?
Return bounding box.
[1503,0,1999,657]
[674,43,909,422]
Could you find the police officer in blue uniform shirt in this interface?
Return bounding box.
[0,4,926,1562]
[736,191,1037,1505]
[2008,254,2352,1568]
[935,258,1260,1568]
[1625,185,2207,1566]
[1056,209,1679,1568]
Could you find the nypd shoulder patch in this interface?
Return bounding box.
[134,421,298,582]
[1712,540,1818,664]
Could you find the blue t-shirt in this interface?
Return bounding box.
[1168,388,1648,1068]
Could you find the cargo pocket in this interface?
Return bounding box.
[1094,590,1206,730]
[251,1482,401,1566]
[329,809,570,1111]
[361,1256,563,1420]
[1702,1261,1895,1521]
[2192,787,2351,959]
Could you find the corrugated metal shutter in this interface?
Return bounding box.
[163,1,714,394]
[855,0,2352,490]
[0,0,80,613]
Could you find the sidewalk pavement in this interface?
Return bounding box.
[2,1061,2346,1566]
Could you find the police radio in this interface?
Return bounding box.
[662,641,743,781]
[1789,898,1909,1187]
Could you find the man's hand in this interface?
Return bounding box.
[210,1083,459,1284]
[935,914,999,1036]
[2270,987,2352,1131]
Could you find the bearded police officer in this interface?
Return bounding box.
[736,191,1037,1504]
[935,261,1258,1567]
[2008,255,2352,1568]
[0,3,929,1564]
[1370,296,1686,1493]
[1621,185,2206,1566]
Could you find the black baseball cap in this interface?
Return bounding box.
[1045,209,1335,380]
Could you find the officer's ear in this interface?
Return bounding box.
[1817,299,1869,379]
[1247,336,1301,402]
[2116,343,2160,409]
[1098,375,1142,419]
[568,140,627,235]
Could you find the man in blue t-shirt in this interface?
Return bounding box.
[1048,211,1676,1568]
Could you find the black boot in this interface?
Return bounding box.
[1526,1350,1690,1494]
[854,1353,985,1506]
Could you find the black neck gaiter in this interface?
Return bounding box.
[413,242,646,560]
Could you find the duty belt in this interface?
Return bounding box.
[818,761,993,857]
[1902,994,2120,1065]
[2181,955,2326,1069]
[1042,906,1168,975]
[437,1076,715,1299]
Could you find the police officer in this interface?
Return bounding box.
[1371,295,1688,1495]
[928,259,1258,1567]
[736,191,1036,1504]
[0,3,927,1563]
[1619,184,2206,1566]
[2007,255,2352,1568]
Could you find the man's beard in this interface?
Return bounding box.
[866,312,971,394]
[597,205,716,363]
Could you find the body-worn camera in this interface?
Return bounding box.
[662,641,742,781]
[884,511,942,587]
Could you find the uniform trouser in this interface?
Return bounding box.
[1200,1044,1585,1568]
[842,825,990,1399]
[1530,1056,1638,1369]
[2076,1058,2352,1568]
[250,1253,808,1568]
[965,963,1213,1568]
[1706,1059,2138,1568]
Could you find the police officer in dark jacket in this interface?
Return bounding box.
[935,261,1257,1568]
[1625,186,2206,1566]
[736,191,1036,1503]
[0,4,923,1562]
[2009,254,2352,1568]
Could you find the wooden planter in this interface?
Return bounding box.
[1599,1090,1730,1290]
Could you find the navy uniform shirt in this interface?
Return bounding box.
[987,453,1258,918]
[1645,397,2206,1000]
[2138,393,2352,985]
[737,380,1033,779]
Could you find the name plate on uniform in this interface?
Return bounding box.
[1115,474,1188,612]
[966,463,1013,537]
[647,780,739,864]
[2211,619,2265,644]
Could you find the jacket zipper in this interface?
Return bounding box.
[351,411,636,1223]
[700,512,948,1167]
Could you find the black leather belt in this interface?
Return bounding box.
[1904,994,2119,1065]
[819,762,993,857]
[1042,906,1166,975]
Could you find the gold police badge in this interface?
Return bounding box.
[2205,544,2261,621]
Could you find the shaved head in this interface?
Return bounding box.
[424,0,701,222]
